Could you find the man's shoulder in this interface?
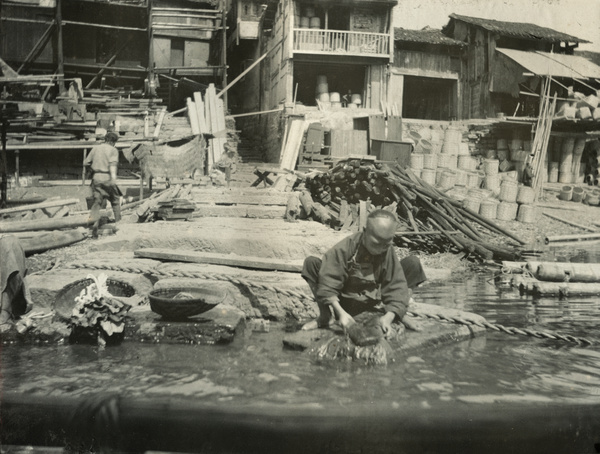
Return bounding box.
[330,232,362,252]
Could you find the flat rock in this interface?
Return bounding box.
[125,303,245,345]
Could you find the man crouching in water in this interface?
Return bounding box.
[301,209,423,337]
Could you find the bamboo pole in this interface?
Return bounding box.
[542,211,597,232]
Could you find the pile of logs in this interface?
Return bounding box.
[299,157,526,261]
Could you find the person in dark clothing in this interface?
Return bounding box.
[301,209,423,336]
[84,132,123,238]
[522,160,534,187]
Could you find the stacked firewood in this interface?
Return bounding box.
[300,158,525,261]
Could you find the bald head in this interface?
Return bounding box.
[363,211,398,255]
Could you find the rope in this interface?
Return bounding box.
[62,262,315,307]
[405,311,595,346]
[61,262,595,346]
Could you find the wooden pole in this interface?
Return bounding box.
[217,51,267,98]
[82,149,88,185]
[85,38,133,89]
[0,118,7,208]
[56,0,66,93]
[221,0,228,110]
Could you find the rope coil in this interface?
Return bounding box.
[61,262,595,346]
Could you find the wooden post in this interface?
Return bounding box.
[147,0,154,94]
[82,149,88,185]
[220,0,228,110]
[0,118,7,208]
[55,0,65,93]
[15,150,20,187]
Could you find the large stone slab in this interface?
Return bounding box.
[28,270,154,309]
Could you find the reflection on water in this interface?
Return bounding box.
[3,271,600,410]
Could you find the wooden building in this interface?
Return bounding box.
[390,27,464,121]
[0,0,227,108]
[228,0,397,114]
[442,13,592,119]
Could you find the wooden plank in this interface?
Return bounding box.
[0,198,79,215]
[193,194,289,205]
[193,92,208,134]
[134,248,304,272]
[186,97,200,135]
[280,119,307,171]
[215,96,227,163]
[153,108,167,138]
[359,200,368,231]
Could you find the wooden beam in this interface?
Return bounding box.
[134,248,304,272]
[62,20,146,32]
[56,0,65,93]
[226,107,284,119]
[0,198,80,216]
[17,21,55,74]
[85,38,133,89]
[217,51,268,98]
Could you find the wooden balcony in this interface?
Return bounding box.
[293,29,390,58]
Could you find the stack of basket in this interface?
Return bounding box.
[482,158,500,195]
[496,177,519,221]
[515,184,538,223]
[315,75,330,106]
[410,152,424,178]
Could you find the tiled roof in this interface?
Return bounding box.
[394,27,466,46]
[447,13,588,43]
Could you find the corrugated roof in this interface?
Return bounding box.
[497,48,600,79]
[394,27,466,46]
[448,13,588,43]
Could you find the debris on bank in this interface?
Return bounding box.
[296,156,525,261]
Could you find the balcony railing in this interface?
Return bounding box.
[293,29,390,57]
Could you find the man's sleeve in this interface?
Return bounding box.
[380,251,409,319]
[315,238,351,302]
[109,147,119,165]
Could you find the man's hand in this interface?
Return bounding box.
[330,300,355,330]
[379,312,396,338]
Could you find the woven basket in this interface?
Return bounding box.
[458,155,478,172]
[463,197,481,212]
[496,202,518,221]
[466,172,480,188]
[585,193,600,206]
[499,179,518,202]
[438,153,457,169]
[558,185,573,201]
[458,142,470,156]
[516,185,535,204]
[572,187,585,203]
[54,278,136,319]
[421,168,436,185]
[548,167,559,183]
[411,168,422,178]
[439,170,457,189]
[484,175,500,193]
[517,204,538,223]
[423,153,438,169]
[479,200,498,220]
[410,153,424,169]
[149,286,226,320]
[442,128,461,154]
[455,169,468,186]
[501,171,518,181]
[497,148,509,161]
[483,159,499,176]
